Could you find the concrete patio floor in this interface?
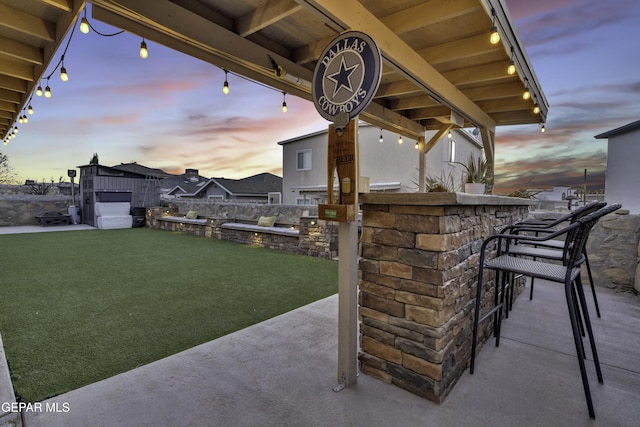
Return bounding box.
[1,225,639,426]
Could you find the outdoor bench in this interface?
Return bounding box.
[35,212,71,226]
[220,221,300,237]
[158,215,208,225]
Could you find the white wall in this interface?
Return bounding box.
[279,124,483,205]
[605,127,640,214]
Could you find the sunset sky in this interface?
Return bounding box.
[4,0,640,193]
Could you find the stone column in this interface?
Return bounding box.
[358,193,531,403]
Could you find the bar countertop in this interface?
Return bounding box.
[360,192,536,206]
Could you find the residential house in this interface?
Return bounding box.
[277,124,483,205]
[595,119,640,214]
[164,171,282,203]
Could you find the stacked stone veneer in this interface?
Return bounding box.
[358,193,530,403]
[146,207,338,259]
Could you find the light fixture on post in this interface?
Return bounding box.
[222,70,229,95]
[139,38,148,59]
[80,10,90,34]
[489,8,500,45]
[281,92,287,113]
[507,46,516,75]
[379,128,383,143]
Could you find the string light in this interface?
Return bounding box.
[507,47,516,75]
[139,39,148,59]
[415,141,419,150]
[379,129,383,143]
[398,135,403,144]
[28,105,33,114]
[533,104,540,114]
[60,55,68,82]
[80,9,89,34]
[489,8,500,45]
[44,80,52,98]
[223,70,229,95]
[36,85,43,96]
[539,123,545,133]
[448,130,452,139]
[522,78,530,100]
[281,92,287,112]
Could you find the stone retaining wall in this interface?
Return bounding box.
[0,195,74,226]
[146,206,338,259]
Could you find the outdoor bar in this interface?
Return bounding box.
[358,192,533,402]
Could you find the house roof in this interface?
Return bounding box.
[2,0,548,152]
[111,162,172,178]
[211,173,282,196]
[594,119,640,139]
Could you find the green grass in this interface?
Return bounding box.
[0,228,338,402]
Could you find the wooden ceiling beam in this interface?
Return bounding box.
[462,81,524,102]
[0,88,22,103]
[0,75,27,93]
[387,95,438,111]
[380,0,479,35]
[0,57,34,81]
[0,4,56,42]
[442,62,512,86]
[235,0,303,37]
[0,36,44,65]
[0,100,18,113]
[418,33,500,67]
[39,0,74,12]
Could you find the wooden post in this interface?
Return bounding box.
[337,220,358,388]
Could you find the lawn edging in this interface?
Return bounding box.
[0,331,21,427]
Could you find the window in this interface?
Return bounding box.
[448,140,456,163]
[296,149,312,171]
[268,192,282,204]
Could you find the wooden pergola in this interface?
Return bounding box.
[0,0,548,389]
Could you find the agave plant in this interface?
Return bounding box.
[456,153,487,184]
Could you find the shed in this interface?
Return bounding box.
[78,163,161,226]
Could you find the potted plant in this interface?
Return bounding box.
[456,154,487,194]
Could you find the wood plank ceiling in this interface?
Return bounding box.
[1,0,548,154]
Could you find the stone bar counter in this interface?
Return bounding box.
[358,192,533,403]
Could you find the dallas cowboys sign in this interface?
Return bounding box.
[312,31,382,124]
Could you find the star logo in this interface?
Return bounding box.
[326,56,360,99]
[312,32,381,122]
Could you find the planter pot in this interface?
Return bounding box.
[465,183,485,194]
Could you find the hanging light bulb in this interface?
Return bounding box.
[44,83,52,98]
[507,59,516,75]
[223,70,229,95]
[80,12,90,34]
[522,87,530,100]
[14,126,18,134]
[19,116,24,124]
[139,39,148,59]
[36,85,43,96]
[281,92,287,112]
[447,130,452,139]
[533,104,540,114]
[379,129,383,143]
[415,141,419,150]
[398,135,403,144]
[489,9,500,45]
[22,114,28,123]
[539,123,545,133]
[28,105,34,115]
[60,66,68,82]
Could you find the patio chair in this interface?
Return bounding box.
[469,203,621,419]
[500,201,607,316]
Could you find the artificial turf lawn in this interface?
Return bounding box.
[0,228,338,402]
